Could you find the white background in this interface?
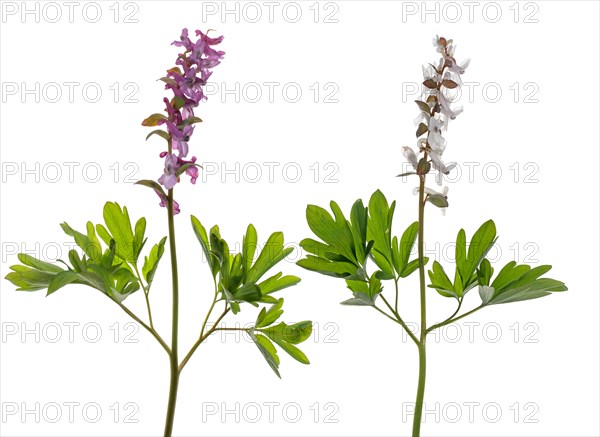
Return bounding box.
[1,1,599,436]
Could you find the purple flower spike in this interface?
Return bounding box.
[142,28,225,213]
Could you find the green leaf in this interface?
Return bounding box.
[297,255,356,278]
[299,238,331,259]
[263,321,313,345]
[371,251,395,280]
[401,257,428,278]
[171,96,185,110]
[491,261,530,291]
[417,158,431,175]
[462,220,497,283]
[176,162,201,178]
[135,179,167,199]
[5,266,58,291]
[191,216,219,278]
[397,222,418,276]
[17,254,63,273]
[477,258,493,286]
[133,218,147,260]
[490,278,567,305]
[243,224,258,279]
[368,275,382,300]
[86,222,103,263]
[306,204,356,264]
[481,262,566,305]
[159,77,178,87]
[367,190,396,279]
[506,265,552,289]
[428,261,457,298]
[349,199,368,263]
[141,113,168,126]
[142,236,167,287]
[340,292,374,306]
[68,250,85,272]
[426,193,449,208]
[256,298,284,328]
[346,279,369,294]
[178,116,203,127]
[60,222,101,262]
[258,273,301,295]
[145,129,170,142]
[102,202,136,262]
[250,332,281,378]
[246,232,293,284]
[234,283,262,303]
[266,335,310,365]
[455,229,467,280]
[261,321,312,365]
[47,271,81,296]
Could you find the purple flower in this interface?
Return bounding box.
[172,28,192,49]
[183,156,199,184]
[158,152,199,188]
[154,189,181,215]
[166,121,193,158]
[158,153,179,189]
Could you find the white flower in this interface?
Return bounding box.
[429,112,447,133]
[412,186,449,197]
[443,69,463,86]
[403,146,419,167]
[429,149,456,185]
[412,185,450,214]
[446,57,470,76]
[422,64,440,82]
[438,92,463,120]
[446,42,455,57]
[402,146,419,170]
[432,35,442,51]
[428,131,446,155]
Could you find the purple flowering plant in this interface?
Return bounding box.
[6,29,312,436]
[297,36,567,436]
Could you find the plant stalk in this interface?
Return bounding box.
[412,173,428,436]
[163,188,180,437]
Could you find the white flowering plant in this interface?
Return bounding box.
[297,36,567,436]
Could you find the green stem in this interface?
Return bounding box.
[199,287,219,340]
[113,299,170,355]
[412,173,428,437]
[379,295,419,346]
[437,296,463,328]
[133,264,155,331]
[394,278,399,313]
[178,306,230,372]
[425,305,485,335]
[163,188,180,437]
[413,342,427,436]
